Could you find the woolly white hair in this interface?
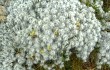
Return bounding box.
[0,0,102,69]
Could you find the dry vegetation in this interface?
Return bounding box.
[0,5,6,22]
[31,47,110,70]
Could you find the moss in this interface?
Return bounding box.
[32,47,110,70]
[101,64,110,70]
[32,64,45,70]
[64,61,72,70]
[102,29,110,32]
[102,0,110,12]
[88,47,100,65]
[87,47,100,70]
[70,53,83,70]
[68,43,100,70]
[92,5,104,21]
